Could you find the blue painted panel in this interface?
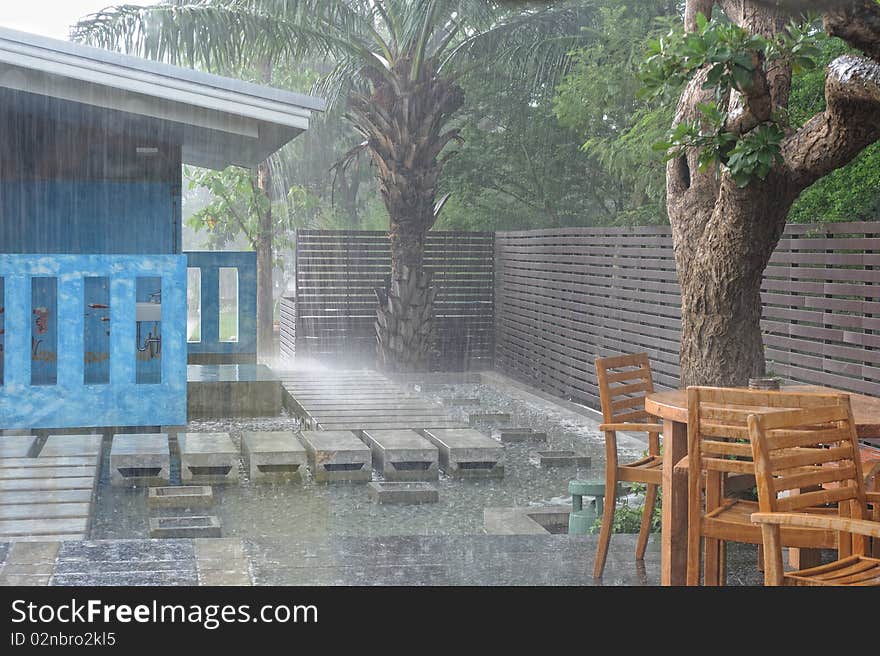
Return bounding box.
[135,276,162,384]
[0,278,4,385]
[30,277,57,385]
[0,182,178,254]
[0,255,187,429]
[185,252,257,357]
[83,277,110,385]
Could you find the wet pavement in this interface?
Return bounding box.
[0,534,767,586]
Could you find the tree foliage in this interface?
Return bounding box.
[185,166,317,260]
[552,1,679,224]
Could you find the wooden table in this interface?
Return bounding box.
[644,384,880,586]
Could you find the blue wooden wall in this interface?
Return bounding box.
[0,181,179,254]
[185,251,257,359]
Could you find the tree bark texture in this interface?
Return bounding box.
[671,0,880,386]
[255,160,274,360]
[349,54,464,371]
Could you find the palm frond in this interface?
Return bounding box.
[441,1,596,93]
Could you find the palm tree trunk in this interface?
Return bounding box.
[354,55,464,372]
[376,201,436,372]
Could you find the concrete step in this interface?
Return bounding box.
[421,428,504,478]
[298,431,371,483]
[361,429,439,482]
[242,431,307,483]
[178,433,239,484]
[110,433,170,486]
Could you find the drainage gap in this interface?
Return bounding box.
[389,461,431,471]
[118,467,162,478]
[256,464,300,473]
[322,463,364,472]
[188,466,232,476]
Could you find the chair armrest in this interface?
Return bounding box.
[751,512,880,539]
[599,423,663,433]
[674,454,689,474]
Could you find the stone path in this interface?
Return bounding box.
[0,534,766,586]
[0,435,100,542]
[0,538,252,586]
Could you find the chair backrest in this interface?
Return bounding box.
[594,353,655,424]
[747,402,868,519]
[687,387,850,477]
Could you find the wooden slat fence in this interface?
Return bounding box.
[288,230,494,369]
[495,222,880,409]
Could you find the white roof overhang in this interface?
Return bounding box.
[0,27,325,169]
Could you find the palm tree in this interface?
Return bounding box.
[74,0,590,371]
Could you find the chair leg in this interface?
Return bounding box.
[704,538,722,586]
[635,482,657,560]
[593,472,618,578]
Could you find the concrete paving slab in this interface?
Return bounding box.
[147,486,214,509]
[0,436,37,458]
[0,490,93,506]
[0,503,90,520]
[110,434,170,486]
[242,431,307,482]
[149,516,222,539]
[297,431,371,483]
[39,435,102,458]
[178,433,239,484]
[421,428,504,478]
[532,450,591,468]
[0,518,88,539]
[367,482,439,504]
[361,429,439,481]
[0,477,95,492]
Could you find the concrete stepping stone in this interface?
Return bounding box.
[110,433,170,486]
[242,431,307,482]
[532,450,591,468]
[469,412,511,427]
[148,515,221,539]
[147,486,214,509]
[0,436,36,458]
[297,431,371,483]
[39,435,102,458]
[367,482,439,505]
[421,428,505,478]
[178,433,239,484]
[498,428,547,443]
[446,397,480,406]
[361,429,439,481]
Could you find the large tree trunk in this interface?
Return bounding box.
[350,55,464,372]
[671,0,880,386]
[255,161,274,361]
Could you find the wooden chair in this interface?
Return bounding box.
[593,353,663,578]
[685,387,846,585]
[748,401,880,585]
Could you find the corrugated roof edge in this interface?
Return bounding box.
[0,25,326,112]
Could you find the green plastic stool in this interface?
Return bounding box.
[567,480,624,535]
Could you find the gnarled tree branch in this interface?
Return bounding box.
[783,54,880,191]
[824,0,880,62]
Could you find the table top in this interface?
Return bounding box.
[645,385,880,439]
